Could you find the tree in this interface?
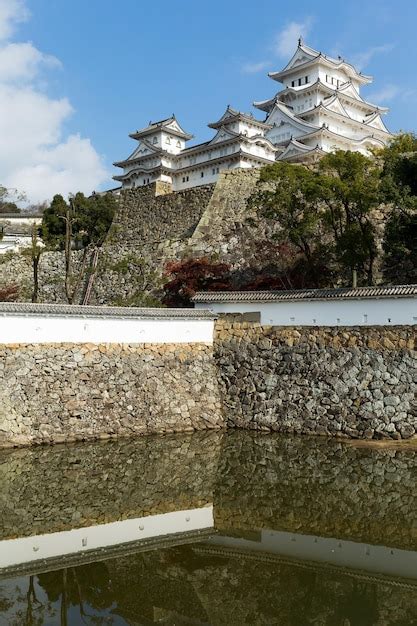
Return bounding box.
[382,211,417,284]
[163,257,231,307]
[379,133,417,284]
[22,223,45,302]
[318,151,380,285]
[42,192,116,250]
[76,192,117,248]
[41,192,116,304]
[37,563,114,624]
[380,132,417,175]
[250,161,331,288]
[109,253,162,307]
[379,133,417,212]
[41,194,68,249]
[250,154,382,288]
[0,185,25,213]
[0,202,20,214]
[0,284,19,301]
[240,242,333,291]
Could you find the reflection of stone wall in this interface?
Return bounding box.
[0,342,223,448]
[2,430,417,624]
[215,431,417,550]
[3,428,416,551]
[0,431,222,540]
[215,321,417,439]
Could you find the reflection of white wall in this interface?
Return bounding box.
[0,506,214,569]
[195,298,417,326]
[0,315,215,344]
[209,529,417,580]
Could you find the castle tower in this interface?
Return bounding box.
[113,116,193,189]
[254,39,393,162]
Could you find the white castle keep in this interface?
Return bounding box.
[114,39,393,191]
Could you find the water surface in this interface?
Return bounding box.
[1,431,417,625]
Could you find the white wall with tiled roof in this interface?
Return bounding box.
[0,304,215,344]
[195,297,417,326]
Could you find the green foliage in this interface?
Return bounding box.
[0,202,20,214]
[379,133,417,283]
[41,194,68,248]
[107,253,163,307]
[252,153,381,286]
[380,132,417,161]
[383,211,417,284]
[0,185,25,214]
[379,132,417,209]
[21,223,45,302]
[252,133,417,286]
[79,192,117,247]
[318,151,380,284]
[41,192,116,250]
[257,162,323,260]
[0,251,18,265]
[110,254,140,275]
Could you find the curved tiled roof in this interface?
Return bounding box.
[0,302,216,319]
[192,285,417,303]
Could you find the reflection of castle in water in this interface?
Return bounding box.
[1,431,417,623]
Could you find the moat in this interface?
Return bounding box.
[1,431,417,625]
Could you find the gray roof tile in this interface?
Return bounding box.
[0,302,216,319]
[192,285,417,303]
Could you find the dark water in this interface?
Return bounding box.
[1,431,417,625]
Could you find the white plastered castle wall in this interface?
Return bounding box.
[194,298,417,327]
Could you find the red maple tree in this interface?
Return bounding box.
[163,257,231,307]
[0,284,19,302]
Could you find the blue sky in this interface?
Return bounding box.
[1,0,416,201]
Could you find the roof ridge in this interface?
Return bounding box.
[192,285,417,302]
[0,302,216,319]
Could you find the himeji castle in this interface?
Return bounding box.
[114,39,393,191]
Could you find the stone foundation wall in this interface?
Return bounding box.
[0,342,223,448]
[91,183,216,305]
[214,321,417,439]
[0,249,90,303]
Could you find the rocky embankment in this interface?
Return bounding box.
[0,342,223,447]
[215,321,417,440]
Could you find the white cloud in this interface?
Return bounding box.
[273,18,313,58]
[352,43,394,70]
[240,18,313,77]
[0,42,60,82]
[368,84,400,103]
[0,0,28,41]
[241,60,269,74]
[5,135,108,203]
[368,83,417,105]
[0,0,109,203]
